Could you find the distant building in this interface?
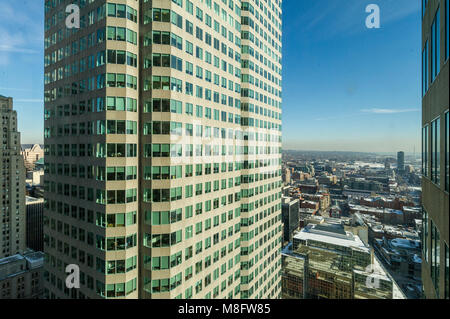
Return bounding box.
[296,179,319,194]
[344,177,383,192]
[329,205,342,218]
[282,197,300,242]
[373,238,422,281]
[397,151,405,172]
[0,95,26,259]
[26,197,44,252]
[282,168,292,185]
[421,0,449,300]
[349,204,404,225]
[300,200,319,211]
[317,173,337,186]
[296,164,315,176]
[26,169,44,186]
[359,196,404,210]
[384,159,391,170]
[21,144,44,172]
[302,193,330,211]
[282,223,405,299]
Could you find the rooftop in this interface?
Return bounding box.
[294,223,370,253]
[26,196,45,204]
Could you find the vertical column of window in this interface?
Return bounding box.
[422,0,428,19]
[445,112,449,191]
[431,7,440,82]
[423,40,429,96]
[446,0,449,61]
[445,243,449,299]
[431,221,441,297]
[431,118,440,185]
[422,208,429,264]
[423,125,429,177]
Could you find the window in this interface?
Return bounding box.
[423,40,429,96]
[431,117,440,185]
[431,221,441,297]
[422,208,429,263]
[446,0,449,60]
[423,125,429,177]
[423,0,428,18]
[446,111,449,192]
[445,242,449,299]
[431,7,440,82]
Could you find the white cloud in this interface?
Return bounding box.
[361,108,419,114]
[15,99,43,103]
[0,45,39,54]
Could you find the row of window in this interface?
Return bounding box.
[43,159,279,182]
[44,73,138,102]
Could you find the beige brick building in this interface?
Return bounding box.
[0,95,27,259]
[21,144,44,172]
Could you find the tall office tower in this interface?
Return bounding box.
[43,0,282,299]
[0,95,26,259]
[239,0,283,299]
[397,151,405,172]
[421,0,449,299]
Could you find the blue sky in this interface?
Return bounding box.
[282,0,422,153]
[0,0,421,153]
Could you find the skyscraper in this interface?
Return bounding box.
[43,0,282,299]
[397,151,405,172]
[0,95,26,259]
[421,0,449,299]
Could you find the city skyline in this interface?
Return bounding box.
[1,0,422,153]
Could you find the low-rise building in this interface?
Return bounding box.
[373,238,422,282]
[0,251,44,299]
[281,223,405,299]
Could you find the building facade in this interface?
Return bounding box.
[26,196,45,252]
[421,0,449,299]
[0,95,27,259]
[0,251,44,299]
[43,0,282,299]
[397,151,405,172]
[281,197,299,243]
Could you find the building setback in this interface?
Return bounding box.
[43,0,283,299]
[421,0,449,299]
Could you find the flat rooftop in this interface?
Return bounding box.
[294,223,370,253]
[26,196,44,204]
